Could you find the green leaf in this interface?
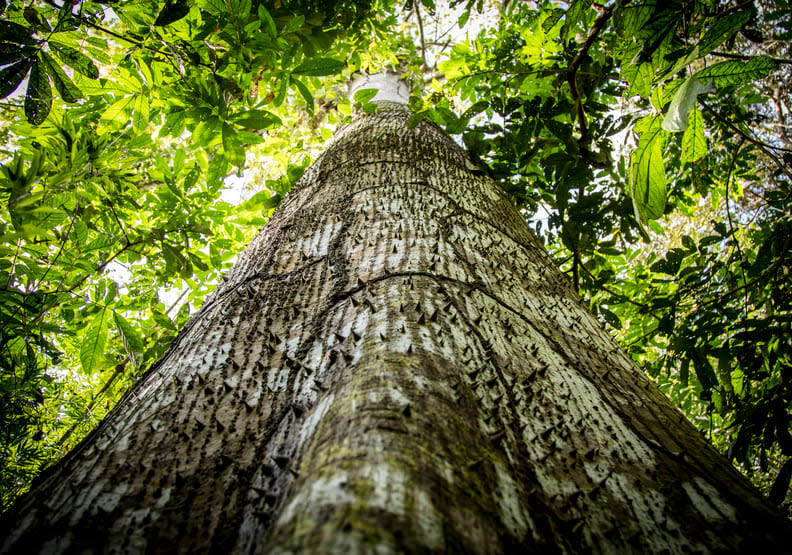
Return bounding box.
[541,8,565,32]
[291,77,314,115]
[39,51,83,103]
[680,357,690,387]
[132,94,150,132]
[282,15,305,35]
[696,56,777,88]
[0,20,34,44]
[24,60,51,126]
[693,350,718,390]
[258,4,277,38]
[561,0,586,41]
[661,77,713,132]
[681,106,707,163]
[80,310,108,373]
[629,116,668,221]
[353,87,378,104]
[100,95,135,124]
[113,312,144,362]
[222,122,245,165]
[231,109,281,129]
[0,59,32,99]
[155,0,191,26]
[697,11,751,58]
[292,57,345,76]
[50,42,99,79]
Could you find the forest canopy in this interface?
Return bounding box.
[1,0,791,515]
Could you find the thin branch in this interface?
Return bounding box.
[698,233,792,309]
[412,1,428,71]
[56,362,127,451]
[723,138,749,315]
[567,4,614,168]
[579,262,663,320]
[700,100,792,181]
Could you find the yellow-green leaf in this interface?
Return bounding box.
[681,106,707,163]
[80,310,108,373]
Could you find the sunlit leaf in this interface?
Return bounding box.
[291,77,314,115]
[681,106,707,163]
[629,116,668,221]
[114,312,144,363]
[662,77,713,132]
[697,11,751,58]
[80,310,108,373]
[39,51,83,103]
[50,42,99,79]
[292,58,345,76]
[696,56,777,88]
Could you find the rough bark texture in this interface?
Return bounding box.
[2,104,791,554]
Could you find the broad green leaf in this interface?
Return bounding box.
[73,220,88,244]
[693,351,718,390]
[696,56,777,88]
[132,94,150,132]
[39,51,83,103]
[697,11,751,58]
[50,42,99,79]
[282,15,305,35]
[353,87,378,104]
[561,0,586,41]
[291,77,314,115]
[113,312,144,362]
[0,59,31,99]
[80,310,108,373]
[681,106,707,163]
[629,116,668,221]
[661,77,713,132]
[541,8,565,32]
[155,0,191,26]
[24,60,51,125]
[258,4,277,38]
[197,0,223,15]
[292,58,345,76]
[100,95,135,124]
[222,122,245,165]
[231,109,281,129]
[0,20,34,44]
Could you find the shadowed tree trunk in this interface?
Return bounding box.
[2,96,791,553]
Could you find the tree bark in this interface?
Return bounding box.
[2,102,791,554]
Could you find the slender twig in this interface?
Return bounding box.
[723,138,749,315]
[56,362,127,451]
[42,0,211,70]
[567,4,614,168]
[697,233,792,309]
[700,99,792,162]
[412,1,428,71]
[579,262,662,319]
[165,288,189,317]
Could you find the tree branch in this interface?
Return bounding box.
[567,4,614,168]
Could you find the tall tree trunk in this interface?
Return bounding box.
[2,102,791,553]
